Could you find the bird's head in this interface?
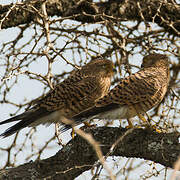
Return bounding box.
[141,54,169,68]
[82,58,116,77]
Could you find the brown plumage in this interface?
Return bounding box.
[0,58,116,137]
[70,54,170,128]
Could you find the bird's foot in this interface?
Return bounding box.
[137,114,162,133]
[71,123,97,138]
[143,123,162,133]
[151,124,162,133]
[81,122,97,130]
[84,122,91,127]
[83,122,96,128]
[125,124,134,129]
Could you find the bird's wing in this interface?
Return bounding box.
[0,107,49,137]
[0,77,104,137]
[37,76,104,116]
[69,69,160,127]
[96,70,159,107]
[0,76,101,125]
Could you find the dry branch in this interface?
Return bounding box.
[0,0,179,36]
[0,127,179,179]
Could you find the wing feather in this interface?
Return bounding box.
[96,70,159,107]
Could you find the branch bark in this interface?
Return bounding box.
[0,127,179,179]
[0,0,179,36]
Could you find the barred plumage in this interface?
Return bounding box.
[0,58,116,137]
[70,54,170,128]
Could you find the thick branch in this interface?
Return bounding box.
[0,127,179,179]
[0,0,179,36]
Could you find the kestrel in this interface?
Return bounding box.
[0,58,116,137]
[62,54,170,131]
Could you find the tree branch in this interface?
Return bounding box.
[0,127,179,179]
[0,0,179,36]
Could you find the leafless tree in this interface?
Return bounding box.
[0,0,180,179]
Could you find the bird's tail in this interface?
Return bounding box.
[0,108,48,137]
[0,119,34,137]
[59,103,119,132]
[0,110,33,125]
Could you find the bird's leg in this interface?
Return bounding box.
[131,105,150,126]
[123,104,134,128]
[71,118,97,138]
[137,113,150,126]
[82,116,97,128]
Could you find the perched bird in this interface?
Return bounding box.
[65,54,170,131]
[0,58,116,137]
